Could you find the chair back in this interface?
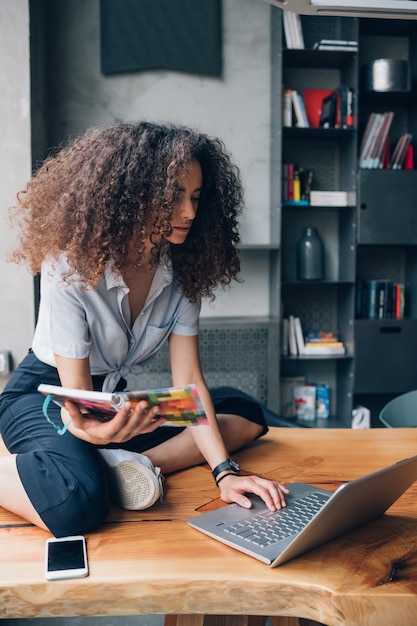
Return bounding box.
[379,390,417,428]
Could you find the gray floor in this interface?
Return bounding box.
[1,618,164,625]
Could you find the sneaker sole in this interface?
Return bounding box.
[106,460,160,510]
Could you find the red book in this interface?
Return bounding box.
[394,284,404,319]
[287,163,294,201]
[404,145,414,170]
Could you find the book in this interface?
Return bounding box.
[313,39,358,52]
[283,89,293,127]
[38,383,209,426]
[371,112,394,169]
[297,93,310,128]
[304,341,344,348]
[391,133,413,170]
[404,145,414,170]
[313,44,358,52]
[282,12,304,49]
[288,315,298,356]
[358,113,382,169]
[305,330,339,343]
[281,318,289,356]
[309,190,356,206]
[293,317,305,355]
[303,344,345,355]
[290,90,308,128]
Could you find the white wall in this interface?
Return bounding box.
[0,0,34,389]
[0,0,273,388]
[44,0,273,318]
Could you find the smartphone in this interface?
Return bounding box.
[45,535,88,580]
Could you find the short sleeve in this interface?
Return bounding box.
[32,258,91,363]
[171,297,201,336]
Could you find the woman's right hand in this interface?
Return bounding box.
[62,400,166,445]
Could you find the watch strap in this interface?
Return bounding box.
[211,459,240,481]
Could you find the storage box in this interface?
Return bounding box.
[280,376,306,418]
[293,385,316,421]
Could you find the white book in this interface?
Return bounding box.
[309,190,356,206]
[359,113,384,168]
[294,317,305,355]
[315,45,358,52]
[293,13,305,49]
[316,39,358,46]
[358,113,379,167]
[282,11,295,48]
[303,345,345,355]
[288,315,298,356]
[297,93,309,128]
[290,90,306,128]
[283,90,293,127]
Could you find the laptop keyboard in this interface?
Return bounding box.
[223,492,329,547]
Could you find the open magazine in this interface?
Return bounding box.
[38,383,209,426]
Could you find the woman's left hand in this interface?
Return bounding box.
[62,399,166,445]
[217,473,289,512]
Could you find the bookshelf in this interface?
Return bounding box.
[355,18,417,424]
[274,12,358,427]
[273,10,417,427]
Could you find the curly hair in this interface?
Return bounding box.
[9,121,244,302]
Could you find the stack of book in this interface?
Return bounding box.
[359,112,394,169]
[359,112,414,170]
[313,39,358,52]
[318,85,355,129]
[282,317,346,356]
[391,133,413,170]
[303,331,345,355]
[283,89,309,128]
[309,190,355,207]
[282,163,314,204]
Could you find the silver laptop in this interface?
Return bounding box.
[188,455,417,567]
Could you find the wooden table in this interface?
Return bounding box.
[1,427,417,626]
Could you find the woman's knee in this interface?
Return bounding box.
[17,449,110,537]
[44,479,110,537]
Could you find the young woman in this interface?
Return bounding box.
[0,121,288,537]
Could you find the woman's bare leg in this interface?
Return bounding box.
[145,414,264,475]
[0,455,49,530]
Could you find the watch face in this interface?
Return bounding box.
[230,459,240,473]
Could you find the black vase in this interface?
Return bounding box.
[297,227,324,281]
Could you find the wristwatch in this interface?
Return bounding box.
[211,458,240,482]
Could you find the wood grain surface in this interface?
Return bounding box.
[1,428,417,625]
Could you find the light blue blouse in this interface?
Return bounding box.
[32,255,201,392]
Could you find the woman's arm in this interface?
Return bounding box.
[168,333,288,511]
[168,333,229,467]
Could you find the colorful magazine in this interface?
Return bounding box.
[38,383,208,426]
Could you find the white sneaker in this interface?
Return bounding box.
[99,448,164,510]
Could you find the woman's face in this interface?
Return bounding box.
[166,160,202,245]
